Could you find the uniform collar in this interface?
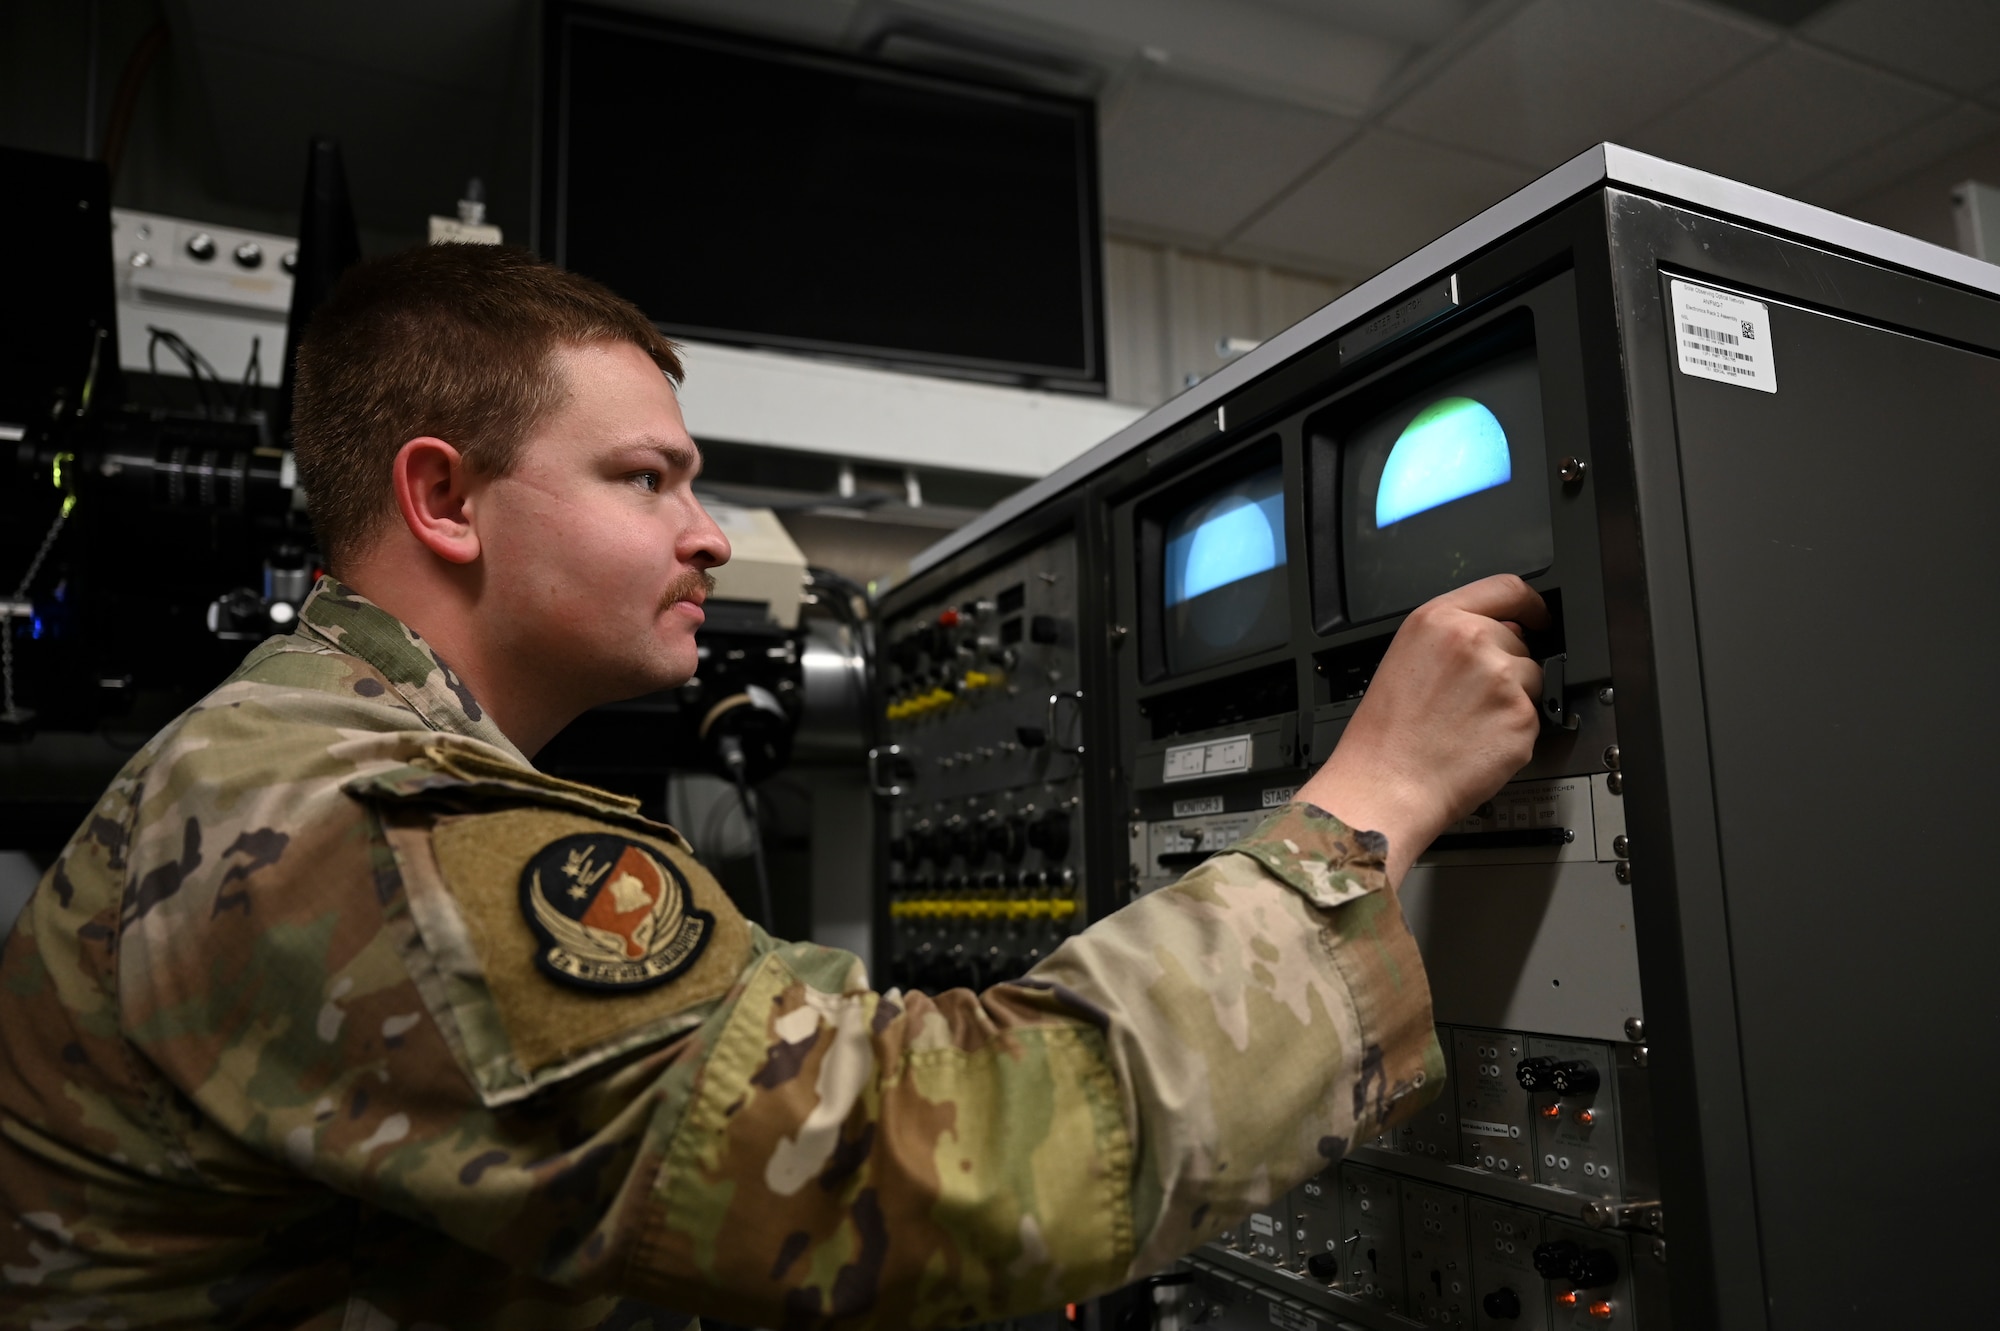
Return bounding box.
[295,576,530,765]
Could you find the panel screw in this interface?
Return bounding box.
[1558,456,1588,484]
[1624,1016,1645,1042]
[1597,686,1615,705]
[1612,834,1629,858]
[1110,624,1129,643]
[1615,861,1632,884]
[1652,1238,1668,1264]
[1606,772,1623,796]
[1634,1044,1649,1067]
[1602,745,1620,770]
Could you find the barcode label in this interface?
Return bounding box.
[1670,280,1776,393]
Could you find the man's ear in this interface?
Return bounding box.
[392,437,482,565]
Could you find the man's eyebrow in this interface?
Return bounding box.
[621,436,701,473]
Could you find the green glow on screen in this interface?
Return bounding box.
[1375,396,1512,527]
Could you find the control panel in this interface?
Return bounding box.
[875,532,1088,993]
[868,148,2000,1328]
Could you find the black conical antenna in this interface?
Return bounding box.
[277,135,362,439]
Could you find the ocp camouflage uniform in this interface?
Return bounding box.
[0,579,1443,1330]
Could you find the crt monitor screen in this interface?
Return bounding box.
[1341,348,1553,623]
[1162,465,1290,674]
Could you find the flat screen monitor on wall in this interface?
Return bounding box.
[541,3,1105,392]
[1338,345,1554,623]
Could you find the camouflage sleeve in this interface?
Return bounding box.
[111,739,1436,1331]
[625,800,1443,1323]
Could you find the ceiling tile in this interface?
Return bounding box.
[1791,101,2000,207]
[1804,0,2000,97]
[1386,0,1773,169]
[1625,41,1952,192]
[1100,74,1359,241]
[1232,128,1538,278]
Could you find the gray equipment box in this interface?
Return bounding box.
[877,144,2000,1330]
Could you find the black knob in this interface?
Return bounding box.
[186,231,216,260]
[1516,1056,1559,1092]
[1030,614,1061,645]
[996,817,1027,863]
[1016,724,1047,748]
[1481,1287,1522,1319]
[1036,809,1073,861]
[1569,1247,1619,1289]
[233,240,263,269]
[1533,1241,1580,1281]
[1305,1252,1339,1281]
[1550,1060,1600,1096]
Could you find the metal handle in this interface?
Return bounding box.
[1046,690,1085,756]
[867,744,903,797]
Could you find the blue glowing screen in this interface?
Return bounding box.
[1374,396,1512,528]
[1164,486,1286,608]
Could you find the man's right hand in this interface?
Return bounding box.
[1296,574,1549,884]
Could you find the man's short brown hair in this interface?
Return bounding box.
[291,244,683,570]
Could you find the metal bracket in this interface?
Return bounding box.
[1581,1198,1664,1235]
[1047,690,1085,756]
[866,744,903,798]
[1540,653,1579,730]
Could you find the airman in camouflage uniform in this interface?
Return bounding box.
[2,244,1545,1330]
[0,577,1441,1329]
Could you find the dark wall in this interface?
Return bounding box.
[0,0,538,257]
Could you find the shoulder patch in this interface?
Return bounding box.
[414,807,751,1093]
[519,831,714,992]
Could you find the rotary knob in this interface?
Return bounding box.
[1481,1287,1522,1319]
[1533,1241,1580,1281]
[1550,1060,1601,1096]
[1516,1056,1558,1092]
[1568,1247,1620,1289]
[234,240,264,268]
[1305,1252,1339,1282]
[186,231,216,260]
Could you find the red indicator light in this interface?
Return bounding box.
[1541,1103,1563,1118]
[1576,1108,1597,1127]
[1556,1290,1579,1309]
[1589,1299,1615,1320]
[938,609,961,627]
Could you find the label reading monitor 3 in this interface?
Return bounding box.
[1670,279,1776,393]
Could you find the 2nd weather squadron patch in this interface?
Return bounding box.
[519,832,715,992]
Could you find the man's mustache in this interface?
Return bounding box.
[664,569,717,607]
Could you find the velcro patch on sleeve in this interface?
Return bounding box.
[401,807,751,1098]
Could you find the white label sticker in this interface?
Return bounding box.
[1163,745,1207,781]
[1249,1212,1276,1236]
[1162,734,1254,783]
[1461,1118,1516,1138]
[1173,795,1224,818]
[1261,785,1297,808]
[1670,279,1776,393]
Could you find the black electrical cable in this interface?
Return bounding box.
[718,735,776,931]
[146,326,224,417]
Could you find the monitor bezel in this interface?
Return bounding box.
[1134,433,1288,684]
[538,1,1108,393]
[1306,308,1549,634]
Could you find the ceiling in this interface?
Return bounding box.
[166,0,2000,281]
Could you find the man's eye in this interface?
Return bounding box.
[633,471,661,492]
